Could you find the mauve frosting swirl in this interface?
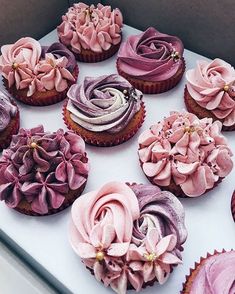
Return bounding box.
[0,90,18,132]
[0,125,89,214]
[190,251,235,294]
[186,58,235,127]
[117,27,184,82]
[67,74,142,133]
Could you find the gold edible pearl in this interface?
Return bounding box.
[96,251,104,261]
[185,126,195,133]
[144,253,156,262]
[12,62,18,70]
[30,142,37,148]
[223,85,229,92]
[123,89,128,94]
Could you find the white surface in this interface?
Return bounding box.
[0,25,234,294]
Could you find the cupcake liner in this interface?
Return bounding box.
[181,249,232,293]
[231,190,235,222]
[63,100,146,147]
[13,155,88,216]
[59,38,122,63]
[116,58,186,94]
[3,65,79,106]
[184,87,235,131]
[0,102,20,151]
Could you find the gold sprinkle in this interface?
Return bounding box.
[96,251,104,261]
[30,142,37,148]
[171,51,180,60]
[123,89,128,94]
[12,62,19,70]
[144,253,156,262]
[223,85,229,92]
[185,126,195,133]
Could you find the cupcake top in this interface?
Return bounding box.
[117,27,184,82]
[186,58,235,127]
[0,38,77,97]
[0,125,89,214]
[66,74,142,133]
[0,90,18,132]
[138,110,233,197]
[190,251,235,293]
[57,2,123,53]
[70,182,187,293]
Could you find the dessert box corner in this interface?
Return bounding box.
[0,25,234,293]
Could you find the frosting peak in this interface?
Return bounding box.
[0,90,18,132]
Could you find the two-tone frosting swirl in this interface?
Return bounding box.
[0,125,89,214]
[57,2,123,53]
[186,58,235,127]
[0,90,18,132]
[190,251,235,294]
[138,111,233,197]
[67,74,142,133]
[117,27,184,81]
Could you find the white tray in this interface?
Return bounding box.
[0,25,234,294]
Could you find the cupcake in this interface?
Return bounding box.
[57,2,123,62]
[0,125,89,216]
[69,182,187,293]
[181,250,235,293]
[0,90,20,151]
[117,27,185,94]
[138,110,233,197]
[0,38,78,106]
[185,58,235,131]
[63,74,145,146]
[231,190,235,222]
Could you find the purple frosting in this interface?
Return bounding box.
[0,90,18,132]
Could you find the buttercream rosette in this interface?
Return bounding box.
[57,2,123,62]
[138,110,233,197]
[185,58,235,131]
[0,37,78,105]
[117,27,185,94]
[0,125,89,215]
[181,250,235,294]
[63,74,145,146]
[69,182,187,294]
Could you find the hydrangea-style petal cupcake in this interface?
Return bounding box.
[69,182,187,294]
[0,38,78,106]
[231,190,235,222]
[185,58,235,131]
[138,110,233,197]
[117,27,185,94]
[0,126,89,216]
[181,250,235,293]
[63,74,145,146]
[0,90,20,151]
[57,2,123,62]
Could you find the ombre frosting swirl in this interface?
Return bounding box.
[67,74,142,133]
[0,38,77,96]
[186,58,235,127]
[57,2,123,53]
[0,125,89,214]
[0,90,18,132]
[117,27,184,82]
[69,182,187,294]
[190,251,235,294]
[138,111,233,197]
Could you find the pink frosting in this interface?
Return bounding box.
[138,111,233,197]
[190,251,235,294]
[69,182,187,294]
[186,58,235,127]
[117,27,184,82]
[0,125,89,214]
[57,2,123,53]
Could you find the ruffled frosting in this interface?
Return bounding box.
[69,182,187,294]
[186,58,235,127]
[0,38,76,96]
[0,90,18,132]
[0,125,89,214]
[67,74,142,133]
[57,2,123,53]
[138,110,233,197]
[190,251,235,294]
[117,27,184,82]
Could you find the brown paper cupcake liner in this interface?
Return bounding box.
[181,249,233,293]
[184,87,235,131]
[0,103,20,151]
[3,65,79,106]
[231,190,235,222]
[116,58,186,94]
[63,100,146,147]
[13,155,88,216]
